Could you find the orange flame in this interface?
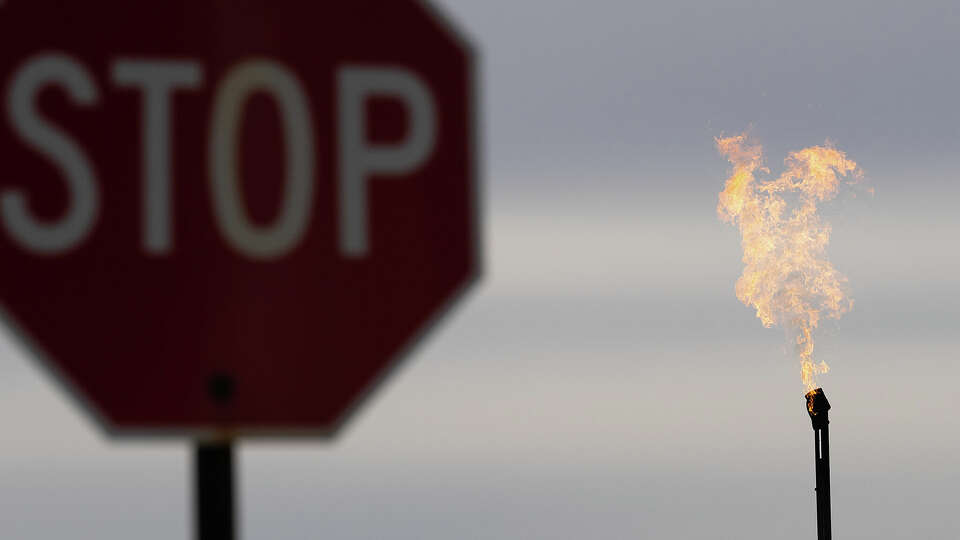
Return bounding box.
[717,134,863,391]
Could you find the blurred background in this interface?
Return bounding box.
[2,0,959,538]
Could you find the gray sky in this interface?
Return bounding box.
[3,1,960,538]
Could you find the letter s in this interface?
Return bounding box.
[4,54,100,255]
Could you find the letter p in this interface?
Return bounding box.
[338,67,436,258]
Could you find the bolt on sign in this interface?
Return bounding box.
[0,1,479,436]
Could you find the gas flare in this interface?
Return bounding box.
[716,134,863,391]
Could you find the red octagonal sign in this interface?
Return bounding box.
[0,1,479,436]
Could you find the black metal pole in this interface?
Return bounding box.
[815,423,831,540]
[195,440,235,540]
[806,388,831,540]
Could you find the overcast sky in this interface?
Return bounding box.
[3,1,960,539]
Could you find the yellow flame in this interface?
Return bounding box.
[717,134,862,391]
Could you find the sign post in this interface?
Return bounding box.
[196,441,235,540]
[0,2,479,538]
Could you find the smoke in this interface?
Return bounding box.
[716,133,864,391]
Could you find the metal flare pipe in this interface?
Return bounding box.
[806,388,831,540]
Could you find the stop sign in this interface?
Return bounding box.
[0,1,479,435]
